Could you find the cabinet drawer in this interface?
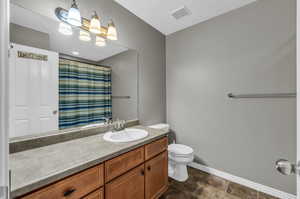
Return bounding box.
[145,137,168,160]
[82,188,104,199]
[21,164,104,199]
[105,147,144,182]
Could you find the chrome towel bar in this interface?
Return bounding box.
[228,93,296,99]
[112,96,131,99]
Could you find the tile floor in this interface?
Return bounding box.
[160,167,278,199]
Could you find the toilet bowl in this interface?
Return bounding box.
[148,124,194,182]
[168,144,194,181]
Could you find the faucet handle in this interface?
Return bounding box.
[104,118,112,125]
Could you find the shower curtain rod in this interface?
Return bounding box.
[228,92,296,99]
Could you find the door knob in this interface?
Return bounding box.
[275,159,297,175]
[53,110,58,115]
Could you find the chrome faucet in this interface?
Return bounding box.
[112,118,126,131]
[103,118,126,132]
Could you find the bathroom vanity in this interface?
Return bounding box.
[10,126,169,199]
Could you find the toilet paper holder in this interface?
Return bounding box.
[275,159,298,175]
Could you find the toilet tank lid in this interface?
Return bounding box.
[168,144,193,155]
[148,123,170,131]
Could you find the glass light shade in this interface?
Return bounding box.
[79,30,91,41]
[107,21,117,40]
[89,12,101,34]
[95,36,106,47]
[67,1,82,27]
[58,22,73,35]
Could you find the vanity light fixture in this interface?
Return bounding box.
[95,36,106,47]
[58,22,73,35]
[55,4,118,44]
[107,20,117,40]
[67,0,82,27]
[79,29,91,41]
[89,11,101,34]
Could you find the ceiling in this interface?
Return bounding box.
[114,0,256,35]
[10,3,128,62]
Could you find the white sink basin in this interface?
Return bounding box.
[103,128,148,143]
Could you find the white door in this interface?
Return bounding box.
[0,0,9,198]
[9,43,59,138]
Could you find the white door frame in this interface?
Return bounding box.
[297,0,300,197]
[0,0,10,198]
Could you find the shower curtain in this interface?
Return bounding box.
[59,58,112,129]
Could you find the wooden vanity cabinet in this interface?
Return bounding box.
[105,164,145,199]
[83,188,104,199]
[19,137,168,199]
[20,164,104,199]
[105,147,145,182]
[145,151,168,199]
[145,137,168,160]
[105,137,168,199]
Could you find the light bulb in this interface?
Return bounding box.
[58,22,73,35]
[72,51,79,55]
[107,20,117,40]
[67,0,82,27]
[95,36,106,47]
[89,11,101,34]
[79,30,91,41]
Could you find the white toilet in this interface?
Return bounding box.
[148,124,194,182]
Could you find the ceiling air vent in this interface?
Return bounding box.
[171,6,191,20]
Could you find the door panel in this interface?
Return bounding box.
[106,164,145,199]
[145,151,168,199]
[9,43,59,137]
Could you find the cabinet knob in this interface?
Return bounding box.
[147,166,151,171]
[63,188,76,197]
[141,169,145,176]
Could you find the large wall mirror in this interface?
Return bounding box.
[9,1,139,138]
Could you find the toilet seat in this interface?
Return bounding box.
[168,144,193,156]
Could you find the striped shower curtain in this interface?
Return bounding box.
[59,58,112,129]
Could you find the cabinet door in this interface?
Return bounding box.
[105,164,145,199]
[145,151,168,199]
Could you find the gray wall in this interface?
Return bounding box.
[100,50,138,120]
[10,23,50,50]
[166,0,296,194]
[11,0,166,125]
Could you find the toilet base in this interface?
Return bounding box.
[168,161,189,182]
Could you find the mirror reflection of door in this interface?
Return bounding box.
[9,43,59,137]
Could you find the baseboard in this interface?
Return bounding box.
[189,162,296,199]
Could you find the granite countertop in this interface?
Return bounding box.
[10,126,168,198]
